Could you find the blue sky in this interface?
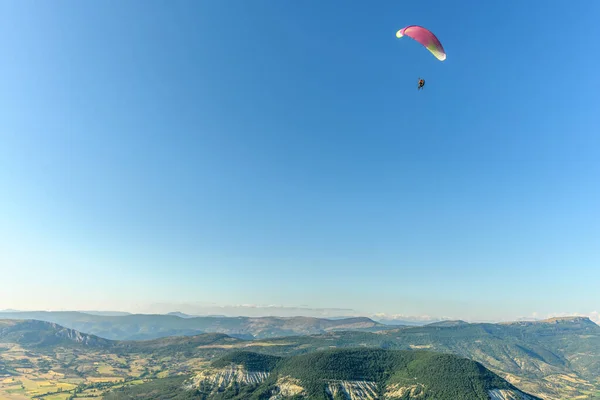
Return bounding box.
[1,0,599,322]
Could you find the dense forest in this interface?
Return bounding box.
[105,348,535,400]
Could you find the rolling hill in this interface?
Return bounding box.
[105,349,541,399]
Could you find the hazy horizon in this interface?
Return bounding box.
[1,304,598,326]
[1,1,599,324]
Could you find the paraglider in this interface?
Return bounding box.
[396,25,445,91]
[396,25,446,61]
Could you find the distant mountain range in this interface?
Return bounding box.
[0,311,387,340]
[0,309,449,326]
[77,310,133,316]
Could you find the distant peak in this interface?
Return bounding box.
[166,311,196,318]
[334,316,378,323]
[426,320,469,327]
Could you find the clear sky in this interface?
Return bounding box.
[1,0,599,322]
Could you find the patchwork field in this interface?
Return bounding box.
[0,343,191,399]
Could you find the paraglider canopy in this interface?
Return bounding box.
[396,25,446,61]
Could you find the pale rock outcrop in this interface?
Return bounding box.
[325,380,378,400]
[268,376,306,399]
[385,383,426,398]
[191,366,269,391]
[489,389,539,400]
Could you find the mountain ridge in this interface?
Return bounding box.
[0,319,113,348]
